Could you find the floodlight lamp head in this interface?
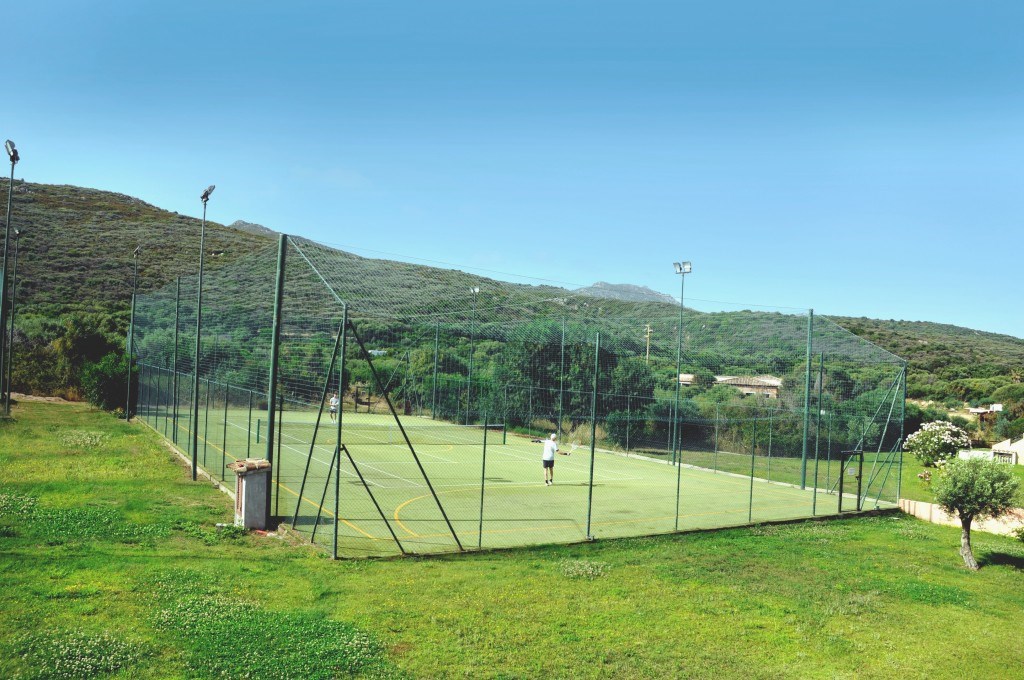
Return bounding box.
[5,140,18,164]
[134,245,142,257]
[470,286,480,294]
[673,261,692,275]
[201,185,216,202]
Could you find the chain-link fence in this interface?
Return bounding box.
[132,235,906,557]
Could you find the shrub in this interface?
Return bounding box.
[80,351,129,412]
[905,421,972,467]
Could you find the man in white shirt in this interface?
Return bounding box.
[542,433,559,486]
[329,393,339,422]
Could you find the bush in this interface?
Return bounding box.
[80,352,130,412]
[905,421,972,467]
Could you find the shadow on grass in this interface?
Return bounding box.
[978,552,1024,570]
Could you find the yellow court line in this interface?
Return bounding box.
[170,420,380,541]
[392,480,555,538]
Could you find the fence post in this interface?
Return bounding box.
[825,409,833,491]
[276,392,283,516]
[897,362,907,500]
[264,234,287,527]
[431,321,439,419]
[748,414,757,523]
[625,394,631,454]
[478,410,488,549]
[203,379,211,467]
[190,222,209,481]
[172,277,180,444]
[585,333,599,541]
[714,403,719,472]
[558,318,565,442]
[246,390,253,458]
[812,352,824,515]
[800,309,813,489]
[334,304,348,560]
[222,383,230,480]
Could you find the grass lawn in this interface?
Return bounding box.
[2,400,1023,679]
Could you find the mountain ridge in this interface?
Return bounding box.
[3,179,1022,405]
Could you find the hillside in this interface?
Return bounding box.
[0,180,275,317]
[3,179,1023,408]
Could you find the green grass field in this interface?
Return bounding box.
[138,399,897,557]
[3,400,1024,679]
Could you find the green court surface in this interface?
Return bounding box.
[140,404,897,557]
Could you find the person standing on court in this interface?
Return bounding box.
[329,392,339,422]
[542,433,559,486]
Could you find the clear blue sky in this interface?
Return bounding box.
[7,2,1024,337]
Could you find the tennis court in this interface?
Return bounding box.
[141,393,894,557]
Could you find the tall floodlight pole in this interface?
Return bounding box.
[125,245,141,418]
[3,229,24,410]
[671,261,691,466]
[0,140,19,415]
[191,185,215,480]
[466,286,479,424]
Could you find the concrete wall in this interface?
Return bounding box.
[899,498,1024,537]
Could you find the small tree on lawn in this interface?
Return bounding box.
[932,457,1021,570]
[905,420,972,468]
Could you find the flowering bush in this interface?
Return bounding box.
[905,421,972,468]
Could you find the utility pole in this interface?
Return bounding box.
[644,324,653,364]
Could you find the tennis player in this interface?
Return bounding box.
[329,393,339,422]
[542,433,559,485]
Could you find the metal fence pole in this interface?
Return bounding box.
[264,233,287,527]
[431,321,439,419]
[585,333,599,540]
[334,305,348,560]
[714,404,719,472]
[825,409,833,491]
[897,362,907,500]
[203,378,211,467]
[748,414,757,523]
[478,410,488,549]
[172,276,180,444]
[625,394,631,454]
[246,390,253,458]
[276,392,283,517]
[124,249,140,419]
[190,200,210,481]
[222,383,230,480]
[800,309,813,489]
[812,352,824,515]
[558,318,565,442]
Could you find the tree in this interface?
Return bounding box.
[932,458,1021,570]
[905,421,972,468]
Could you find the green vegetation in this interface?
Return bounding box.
[2,401,1024,678]
[931,458,1022,570]
[5,180,1023,419]
[905,421,972,468]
